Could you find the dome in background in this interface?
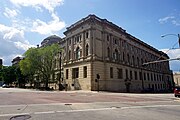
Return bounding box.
[41,35,61,47]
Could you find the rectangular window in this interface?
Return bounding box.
[113,37,118,45]
[151,73,153,81]
[134,71,137,80]
[110,67,113,78]
[80,35,82,41]
[130,70,133,79]
[144,72,146,80]
[147,73,150,81]
[69,39,71,44]
[86,31,89,38]
[74,37,77,44]
[69,51,71,60]
[72,68,79,79]
[154,74,156,81]
[77,36,79,42]
[159,75,161,81]
[117,68,123,79]
[66,69,69,79]
[139,72,142,80]
[126,69,128,79]
[107,35,109,41]
[83,66,87,78]
[148,84,151,89]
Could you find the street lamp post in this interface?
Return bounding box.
[161,33,180,48]
[59,52,61,90]
[161,33,179,91]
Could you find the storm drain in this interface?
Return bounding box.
[110,106,120,109]
[10,115,31,120]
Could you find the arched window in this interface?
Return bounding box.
[107,47,110,58]
[132,56,135,65]
[76,47,80,59]
[69,50,71,60]
[141,58,143,66]
[123,52,125,61]
[127,54,130,63]
[137,57,139,66]
[114,49,118,60]
[85,44,89,56]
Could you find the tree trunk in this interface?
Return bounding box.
[45,74,50,90]
[45,79,48,90]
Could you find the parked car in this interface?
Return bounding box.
[174,87,180,97]
[2,84,9,88]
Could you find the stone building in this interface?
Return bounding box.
[41,35,61,47]
[12,56,23,66]
[173,72,180,87]
[60,14,173,92]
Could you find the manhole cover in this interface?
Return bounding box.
[10,115,31,120]
[65,103,72,106]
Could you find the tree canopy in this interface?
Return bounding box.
[19,44,61,89]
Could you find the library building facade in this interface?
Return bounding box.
[54,15,173,92]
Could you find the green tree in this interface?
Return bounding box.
[1,66,16,85]
[19,55,35,87]
[0,65,4,83]
[19,44,61,90]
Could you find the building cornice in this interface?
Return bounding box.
[64,14,169,59]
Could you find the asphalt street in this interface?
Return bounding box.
[0,88,180,120]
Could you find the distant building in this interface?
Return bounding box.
[12,56,23,66]
[173,72,180,87]
[33,35,64,89]
[0,59,3,85]
[0,59,2,66]
[41,35,61,47]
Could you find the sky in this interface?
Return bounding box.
[0,0,180,72]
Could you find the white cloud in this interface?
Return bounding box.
[161,49,180,71]
[172,20,180,26]
[0,0,65,65]
[3,7,20,18]
[10,0,64,13]
[158,16,175,24]
[0,24,34,65]
[31,13,65,35]
[8,0,66,35]
[161,49,180,58]
[159,15,180,26]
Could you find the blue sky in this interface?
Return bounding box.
[0,0,180,71]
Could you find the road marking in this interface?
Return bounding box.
[121,104,180,109]
[0,103,68,108]
[0,113,30,117]
[56,107,117,113]
[0,107,117,117]
[34,111,55,114]
[0,104,180,117]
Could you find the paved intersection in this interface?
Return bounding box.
[0,88,180,120]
